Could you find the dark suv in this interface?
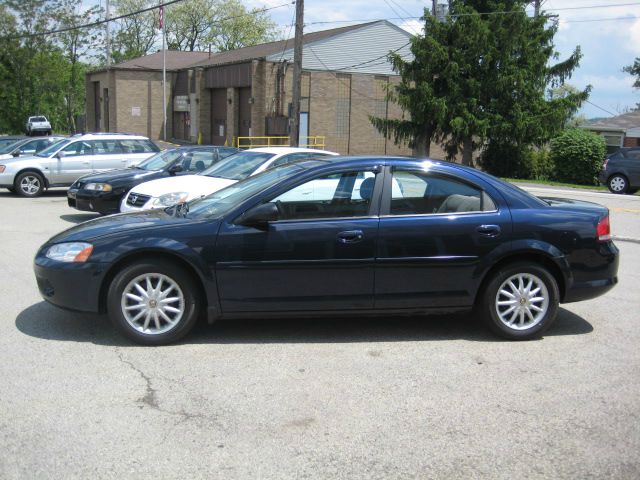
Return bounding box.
[599,147,640,194]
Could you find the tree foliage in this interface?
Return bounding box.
[623,57,640,90]
[165,0,277,52]
[0,0,101,133]
[371,0,589,174]
[111,0,159,63]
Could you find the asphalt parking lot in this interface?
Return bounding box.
[1,186,639,479]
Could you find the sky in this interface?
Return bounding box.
[244,0,640,120]
[91,0,640,120]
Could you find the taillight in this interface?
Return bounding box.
[597,215,611,242]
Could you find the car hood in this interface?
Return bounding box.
[0,153,15,160]
[46,209,190,243]
[129,174,237,199]
[0,154,40,165]
[77,168,162,186]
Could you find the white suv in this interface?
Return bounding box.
[0,133,159,197]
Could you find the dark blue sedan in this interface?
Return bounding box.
[34,157,619,345]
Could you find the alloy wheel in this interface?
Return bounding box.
[120,273,185,335]
[19,175,41,195]
[495,273,549,330]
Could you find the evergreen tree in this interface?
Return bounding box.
[372,0,588,173]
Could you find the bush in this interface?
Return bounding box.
[529,148,555,181]
[550,129,606,185]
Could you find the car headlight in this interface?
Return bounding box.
[45,242,93,262]
[153,192,189,207]
[85,183,112,192]
[0,165,5,173]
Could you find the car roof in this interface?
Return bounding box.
[242,147,338,155]
[70,133,151,141]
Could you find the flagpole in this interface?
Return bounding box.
[161,2,167,141]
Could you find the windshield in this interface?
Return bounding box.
[37,138,71,157]
[137,149,185,171]
[187,164,304,218]
[200,151,274,180]
[0,139,24,154]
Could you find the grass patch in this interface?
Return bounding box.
[503,178,608,191]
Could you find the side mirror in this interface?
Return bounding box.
[168,164,183,175]
[236,203,279,228]
[12,150,20,157]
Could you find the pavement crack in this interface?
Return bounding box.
[116,351,159,409]
[114,350,223,429]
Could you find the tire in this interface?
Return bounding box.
[14,171,45,197]
[107,259,201,345]
[479,262,559,340]
[607,174,629,194]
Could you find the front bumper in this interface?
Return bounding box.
[68,188,124,214]
[34,258,109,313]
[0,171,17,188]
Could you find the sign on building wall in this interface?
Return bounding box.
[174,95,189,112]
[131,107,141,117]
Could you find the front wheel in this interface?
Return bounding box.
[480,262,559,340]
[107,259,201,345]
[15,171,45,197]
[608,174,629,194]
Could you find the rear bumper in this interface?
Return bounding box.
[563,241,619,303]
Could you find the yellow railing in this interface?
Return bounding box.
[236,136,326,149]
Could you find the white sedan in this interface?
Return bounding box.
[120,147,338,212]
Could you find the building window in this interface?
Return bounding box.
[602,133,623,154]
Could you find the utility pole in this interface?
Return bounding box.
[432,0,437,17]
[534,0,541,17]
[105,0,111,66]
[289,0,303,147]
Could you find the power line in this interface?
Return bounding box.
[585,100,619,117]
[1,0,294,41]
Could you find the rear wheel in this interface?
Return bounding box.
[480,262,559,340]
[107,259,201,345]
[15,171,45,197]
[608,174,629,194]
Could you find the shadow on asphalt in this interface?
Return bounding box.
[15,301,593,347]
[60,213,101,224]
[0,189,67,198]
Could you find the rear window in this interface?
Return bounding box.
[119,139,159,153]
[31,116,47,122]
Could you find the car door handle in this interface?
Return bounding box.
[337,230,364,244]
[476,224,501,237]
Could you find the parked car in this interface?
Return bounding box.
[120,147,338,212]
[0,136,26,150]
[25,116,52,136]
[0,133,159,197]
[599,147,640,194]
[34,156,619,345]
[0,136,65,161]
[67,145,240,215]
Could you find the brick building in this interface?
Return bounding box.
[85,21,418,156]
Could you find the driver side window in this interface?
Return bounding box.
[270,170,377,220]
[62,141,92,157]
